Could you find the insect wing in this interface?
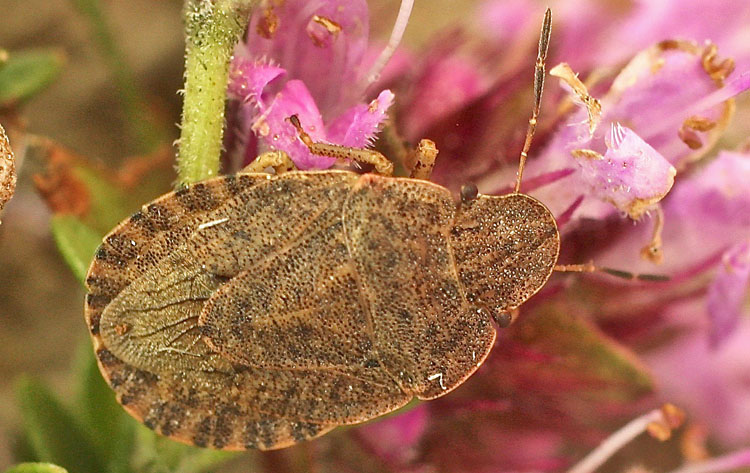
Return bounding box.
[342,176,497,400]
[86,171,411,449]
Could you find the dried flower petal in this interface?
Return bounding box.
[550,62,601,137]
[707,241,750,348]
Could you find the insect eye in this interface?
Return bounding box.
[460,183,478,203]
[492,311,513,328]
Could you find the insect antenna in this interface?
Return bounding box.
[554,262,670,282]
[514,8,552,194]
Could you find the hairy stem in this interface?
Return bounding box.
[177,0,256,185]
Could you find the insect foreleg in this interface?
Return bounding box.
[243,150,298,174]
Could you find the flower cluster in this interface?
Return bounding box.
[225,0,394,170]
[225,0,750,470]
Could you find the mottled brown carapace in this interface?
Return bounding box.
[84,8,558,451]
[84,171,559,450]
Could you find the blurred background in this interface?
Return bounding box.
[0,0,181,466]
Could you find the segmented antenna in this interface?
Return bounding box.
[515,8,552,194]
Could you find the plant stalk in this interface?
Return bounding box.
[177,0,256,185]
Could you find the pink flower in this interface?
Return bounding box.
[355,405,429,468]
[385,0,750,466]
[225,0,394,170]
[220,0,750,469]
[708,240,750,348]
[646,300,750,447]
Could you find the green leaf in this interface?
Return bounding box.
[50,215,102,284]
[4,463,69,473]
[132,426,239,473]
[70,165,135,234]
[73,342,135,473]
[0,49,64,106]
[172,447,239,473]
[15,376,106,473]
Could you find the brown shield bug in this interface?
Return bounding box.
[84,10,562,450]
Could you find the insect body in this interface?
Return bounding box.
[85,170,559,449]
[85,9,558,450]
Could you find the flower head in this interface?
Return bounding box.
[220,0,750,469]
[226,0,395,170]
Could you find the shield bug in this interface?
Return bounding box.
[85,10,560,450]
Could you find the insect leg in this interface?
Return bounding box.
[514,8,552,194]
[408,139,439,180]
[242,150,298,174]
[288,115,394,176]
[554,262,670,282]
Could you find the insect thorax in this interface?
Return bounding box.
[449,193,560,315]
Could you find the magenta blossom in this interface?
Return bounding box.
[226,0,394,170]
[584,149,750,448]
[219,0,750,471]
[384,0,750,468]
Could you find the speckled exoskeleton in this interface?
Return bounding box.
[84,10,559,451]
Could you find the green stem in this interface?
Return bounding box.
[177,0,255,185]
[70,0,165,152]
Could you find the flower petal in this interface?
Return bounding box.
[326,89,394,147]
[477,0,539,44]
[591,151,750,275]
[356,405,428,466]
[252,79,336,170]
[645,304,750,447]
[603,41,736,168]
[610,0,750,73]
[707,240,750,348]
[493,41,742,222]
[226,59,286,106]
[401,45,491,138]
[574,124,676,219]
[244,0,370,115]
